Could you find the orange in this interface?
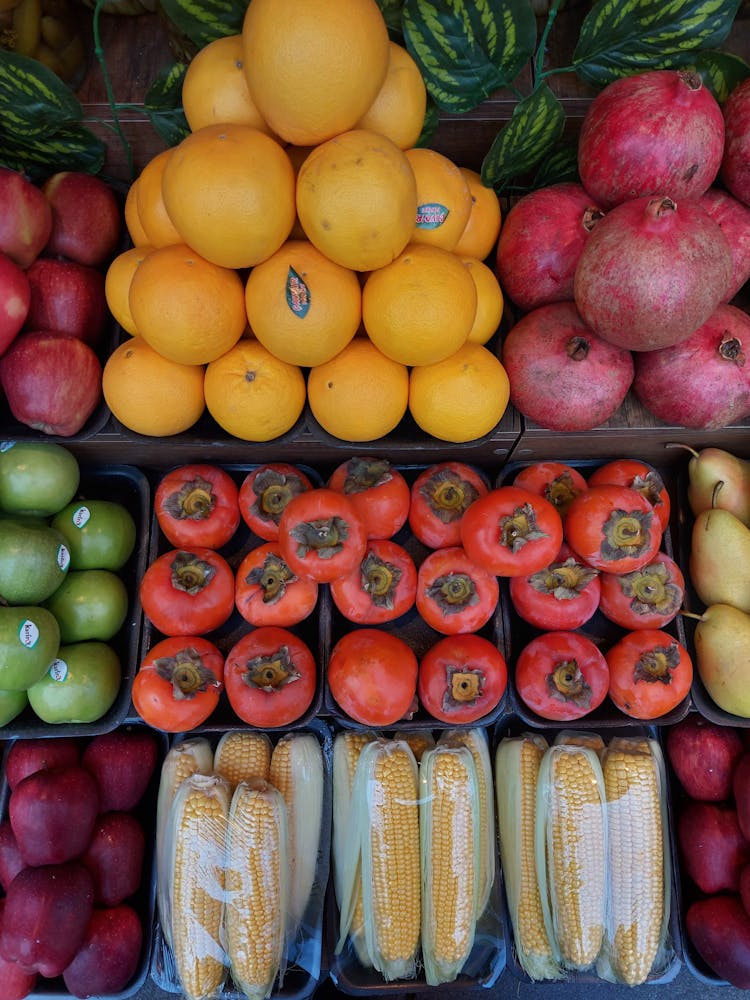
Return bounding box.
[461,256,505,345]
[453,168,503,259]
[102,337,205,437]
[181,34,276,135]
[244,240,361,366]
[104,244,153,336]
[128,243,246,365]
[404,147,473,252]
[123,181,149,247]
[362,243,477,366]
[355,42,427,150]
[203,339,306,441]
[295,129,417,272]
[307,337,409,442]
[408,342,510,443]
[241,0,389,146]
[161,124,296,270]
[135,149,183,248]
[285,145,314,241]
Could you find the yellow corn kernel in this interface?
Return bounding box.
[495,734,561,981]
[537,744,607,971]
[420,745,479,985]
[439,727,495,916]
[554,731,606,755]
[269,732,324,930]
[168,773,230,1000]
[399,729,435,763]
[332,731,375,968]
[214,730,272,789]
[224,779,288,1000]
[599,738,666,986]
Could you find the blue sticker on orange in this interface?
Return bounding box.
[286,266,311,318]
[416,202,449,230]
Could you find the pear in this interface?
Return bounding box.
[690,507,750,614]
[694,603,750,718]
[0,518,70,605]
[674,445,750,525]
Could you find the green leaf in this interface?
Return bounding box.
[694,49,750,102]
[158,0,246,48]
[402,0,536,113]
[481,84,565,190]
[532,142,580,188]
[573,0,742,87]
[142,62,190,146]
[376,0,406,38]
[0,125,105,183]
[0,50,84,138]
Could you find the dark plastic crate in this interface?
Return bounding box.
[0,721,168,999]
[497,459,692,729]
[0,463,150,739]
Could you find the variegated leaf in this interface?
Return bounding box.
[403,0,536,113]
[158,0,245,48]
[573,0,742,86]
[695,49,750,102]
[481,84,565,190]
[532,142,580,188]
[0,125,105,183]
[0,51,83,137]
[143,61,190,145]
[376,0,407,37]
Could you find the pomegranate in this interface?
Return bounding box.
[699,187,750,302]
[578,69,724,208]
[501,301,634,431]
[573,196,732,352]
[495,183,603,312]
[633,303,750,430]
[722,78,750,207]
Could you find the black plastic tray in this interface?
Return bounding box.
[493,714,683,987]
[497,459,692,729]
[0,721,168,1000]
[0,463,150,739]
[138,464,327,732]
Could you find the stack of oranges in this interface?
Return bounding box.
[102,0,509,444]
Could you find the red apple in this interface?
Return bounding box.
[0,253,30,356]
[43,172,122,269]
[82,812,145,906]
[82,726,160,812]
[0,822,25,892]
[0,168,52,269]
[687,895,750,989]
[62,904,143,998]
[5,736,81,791]
[677,800,750,894]
[665,714,744,802]
[0,331,103,437]
[24,258,107,347]
[734,752,750,840]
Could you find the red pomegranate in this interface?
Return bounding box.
[633,303,750,430]
[722,78,750,207]
[578,69,724,209]
[698,187,750,302]
[501,301,634,432]
[573,196,732,352]
[495,183,603,312]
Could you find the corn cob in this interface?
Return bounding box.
[536,743,607,971]
[597,737,669,986]
[156,738,214,951]
[332,731,375,968]
[399,729,435,762]
[419,744,479,985]
[439,727,495,917]
[167,772,231,1000]
[554,731,606,755]
[214,730,272,789]
[337,738,421,981]
[495,734,562,981]
[269,732,324,932]
[224,779,289,1000]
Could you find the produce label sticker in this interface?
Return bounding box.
[0,441,15,452]
[416,202,449,230]
[19,620,39,649]
[72,505,91,529]
[286,266,310,318]
[48,659,68,682]
[57,545,71,572]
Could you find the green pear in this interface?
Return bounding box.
[0,518,70,605]
[0,606,60,690]
[679,445,750,525]
[690,507,750,613]
[694,603,750,717]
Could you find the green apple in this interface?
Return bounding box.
[0,605,60,690]
[0,688,28,726]
[44,569,129,643]
[51,499,137,571]
[27,641,121,724]
[0,518,70,604]
[0,441,80,516]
